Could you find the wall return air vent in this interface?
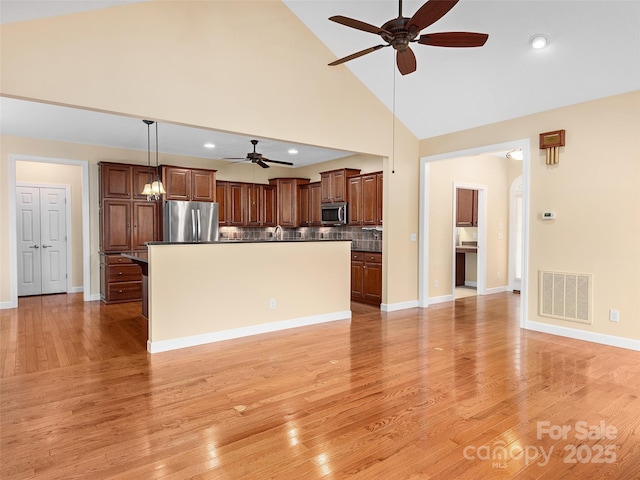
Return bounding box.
[539,271,592,324]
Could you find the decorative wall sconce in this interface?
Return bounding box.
[539,129,565,165]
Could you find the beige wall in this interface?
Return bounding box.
[428,154,517,297]
[423,91,640,341]
[0,0,419,306]
[15,161,84,288]
[149,241,351,346]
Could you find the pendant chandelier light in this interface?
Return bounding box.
[141,119,166,201]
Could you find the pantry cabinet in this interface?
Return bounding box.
[99,162,160,304]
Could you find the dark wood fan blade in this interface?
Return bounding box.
[329,15,391,36]
[329,44,386,66]
[418,32,488,47]
[262,158,294,166]
[396,48,417,75]
[407,0,459,34]
[255,159,269,169]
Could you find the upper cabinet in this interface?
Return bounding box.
[161,166,216,202]
[217,181,277,227]
[269,178,310,227]
[348,172,383,226]
[320,168,361,203]
[299,182,322,227]
[246,183,277,227]
[456,188,478,227]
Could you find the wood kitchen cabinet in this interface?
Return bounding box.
[456,188,478,227]
[100,253,142,304]
[299,182,322,227]
[99,162,160,304]
[320,168,361,203]
[351,251,382,305]
[246,183,277,227]
[223,181,246,226]
[269,178,309,227]
[99,162,160,253]
[162,166,216,202]
[348,172,383,226]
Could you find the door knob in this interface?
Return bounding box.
[42,245,53,248]
[29,245,39,249]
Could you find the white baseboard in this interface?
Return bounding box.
[380,300,419,312]
[525,320,640,352]
[69,286,84,294]
[88,293,101,302]
[484,285,508,295]
[0,300,17,310]
[464,281,477,287]
[147,310,352,354]
[427,294,455,305]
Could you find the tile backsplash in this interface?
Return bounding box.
[219,225,382,252]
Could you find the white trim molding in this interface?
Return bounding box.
[526,320,640,352]
[381,300,419,312]
[147,310,352,354]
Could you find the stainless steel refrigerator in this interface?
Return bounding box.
[164,201,219,243]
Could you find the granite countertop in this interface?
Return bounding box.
[121,252,148,263]
[456,241,478,253]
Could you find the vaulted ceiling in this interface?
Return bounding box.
[2,0,639,164]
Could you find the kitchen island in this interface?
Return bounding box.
[142,240,352,353]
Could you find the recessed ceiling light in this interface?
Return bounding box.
[288,148,298,155]
[529,34,549,50]
[204,143,215,149]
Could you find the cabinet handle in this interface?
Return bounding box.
[118,290,123,294]
[118,271,123,275]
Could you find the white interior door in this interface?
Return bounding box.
[17,186,68,296]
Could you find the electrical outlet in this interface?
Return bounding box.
[434,280,439,288]
[609,309,619,322]
[269,299,276,309]
[410,233,417,242]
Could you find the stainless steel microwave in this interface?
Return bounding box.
[321,202,348,226]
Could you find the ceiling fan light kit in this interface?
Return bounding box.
[328,0,488,75]
[224,139,295,169]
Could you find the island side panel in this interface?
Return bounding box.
[147,242,351,350]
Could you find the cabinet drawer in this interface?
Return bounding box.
[107,264,141,282]
[103,254,134,265]
[351,251,364,262]
[107,281,142,302]
[364,253,382,264]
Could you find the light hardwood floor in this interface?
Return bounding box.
[1,293,639,479]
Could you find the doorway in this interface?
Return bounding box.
[452,183,487,299]
[16,185,69,296]
[418,139,530,329]
[7,155,91,309]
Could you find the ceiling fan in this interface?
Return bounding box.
[328,0,488,75]
[225,140,294,169]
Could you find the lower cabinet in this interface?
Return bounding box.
[100,253,142,303]
[351,251,382,305]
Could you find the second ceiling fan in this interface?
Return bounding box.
[328,0,488,75]
[225,140,294,169]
